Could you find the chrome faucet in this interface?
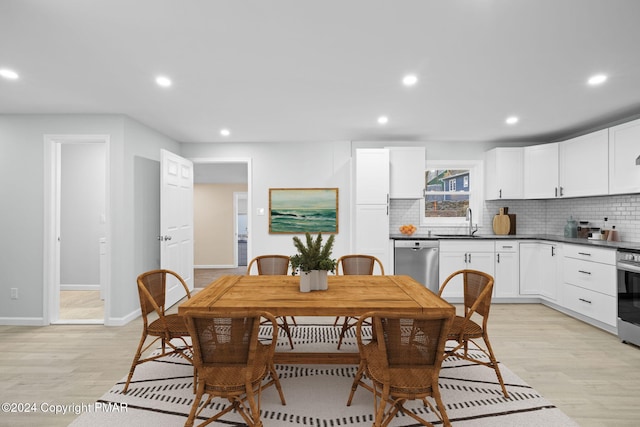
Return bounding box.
[466,207,478,236]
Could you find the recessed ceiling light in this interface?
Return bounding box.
[505,116,519,125]
[0,68,19,80]
[377,116,389,125]
[155,75,172,87]
[588,74,607,85]
[402,74,418,86]
[220,129,230,137]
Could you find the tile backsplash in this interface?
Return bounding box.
[390,194,640,243]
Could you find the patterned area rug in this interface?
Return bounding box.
[70,324,578,426]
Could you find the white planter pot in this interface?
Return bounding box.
[299,270,328,292]
[300,271,312,292]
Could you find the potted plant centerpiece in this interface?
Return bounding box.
[290,232,336,292]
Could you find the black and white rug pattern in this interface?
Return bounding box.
[70,324,578,426]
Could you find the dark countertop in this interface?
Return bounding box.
[390,233,640,251]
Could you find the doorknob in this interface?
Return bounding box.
[157,235,172,241]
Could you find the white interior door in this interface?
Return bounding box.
[161,149,194,306]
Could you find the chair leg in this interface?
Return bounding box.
[267,363,287,405]
[347,361,365,406]
[337,317,352,350]
[279,317,295,349]
[123,331,148,393]
[432,389,452,427]
[185,381,206,427]
[483,334,509,398]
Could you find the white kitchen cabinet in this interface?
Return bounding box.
[561,244,617,327]
[354,149,390,268]
[609,118,640,195]
[388,146,425,199]
[519,241,561,300]
[439,240,495,299]
[559,129,609,197]
[494,240,519,298]
[356,148,389,204]
[485,147,523,200]
[524,143,559,199]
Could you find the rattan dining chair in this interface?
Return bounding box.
[438,269,509,398]
[346,311,454,427]
[334,254,385,349]
[123,269,193,394]
[184,311,287,427]
[246,255,296,349]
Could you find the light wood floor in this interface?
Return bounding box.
[2,300,639,426]
[59,290,104,321]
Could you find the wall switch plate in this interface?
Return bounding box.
[10,288,18,299]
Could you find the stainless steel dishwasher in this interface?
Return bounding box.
[394,240,440,293]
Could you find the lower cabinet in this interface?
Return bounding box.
[494,241,519,298]
[561,283,617,327]
[439,240,495,299]
[519,241,561,301]
[560,244,617,327]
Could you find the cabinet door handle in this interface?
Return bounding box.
[502,245,513,249]
[555,187,558,197]
[578,270,592,275]
[551,246,555,256]
[497,253,500,263]
[578,298,592,304]
[560,186,564,197]
[578,252,592,256]
[468,253,472,263]
[499,189,502,198]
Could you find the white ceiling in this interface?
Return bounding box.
[2,0,640,144]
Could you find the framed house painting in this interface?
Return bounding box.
[269,188,339,234]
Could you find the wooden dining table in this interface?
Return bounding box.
[178,274,454,364]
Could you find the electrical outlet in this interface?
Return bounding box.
[11,288,18,299]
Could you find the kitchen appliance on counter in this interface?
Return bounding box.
[394,240,439,293]
[617,249,640,347]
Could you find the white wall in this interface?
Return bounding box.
[60,143,105,287]
[0,114,180,325]
[183,141,353,260]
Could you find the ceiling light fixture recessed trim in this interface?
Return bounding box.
[220,128,231,137]
[377,116,389,124]
[588,74,607,85]
[155,75,172,87]
[402,74,418,86]
[505,116,519,125]
[0,68,19,80]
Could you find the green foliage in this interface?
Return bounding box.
[290,232,336,274]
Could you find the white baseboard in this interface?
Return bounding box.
[60,284,100,291]
[0,317,47,326]
[104,308,141,326]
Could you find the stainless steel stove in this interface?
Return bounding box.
[617,249,640,347]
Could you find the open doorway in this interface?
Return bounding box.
[44,135,109,325]
[192,159,250,287]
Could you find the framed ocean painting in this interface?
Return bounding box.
[269,188,339,234]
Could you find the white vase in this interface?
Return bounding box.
[299,271,312,292]
[299,270,328,292]
[311,270,328,291]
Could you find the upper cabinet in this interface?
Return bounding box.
[485,147,523,200]
[609,118,640,195]
[523,142,559,199]
[388,146,425,199]
[559,129,609,198]
[355,148,389,204]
